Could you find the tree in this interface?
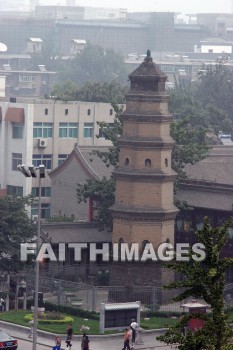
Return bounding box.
[0,195,35,273]
[50,81,128,104]
[194,63,233,122]
[57,43,129,86]
[157,218,233,350]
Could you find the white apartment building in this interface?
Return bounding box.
[0,97,115,219]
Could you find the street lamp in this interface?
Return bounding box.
[17,164,46,350]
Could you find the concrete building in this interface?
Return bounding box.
[26,37,43,54]
[0,10,210,56]
[0,97,115,219]
[1,67,56,97]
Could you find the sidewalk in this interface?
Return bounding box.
[0,320,175,350]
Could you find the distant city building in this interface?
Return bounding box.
[70,39,87,56]
[26,37,43,54]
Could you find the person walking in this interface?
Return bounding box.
[122,328,131,350]
[66,324,73,349]
[0,298,4,312]
[130,318,139,344]
[28,316,34,338]
[81,333,89,350]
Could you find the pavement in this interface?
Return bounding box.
[0,320,177,350]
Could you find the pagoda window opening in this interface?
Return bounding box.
[125,157,129,166]
[165,158,168,167]
[145,159,151,167]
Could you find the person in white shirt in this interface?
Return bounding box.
[0,298,4,312]
[130,319,139,344]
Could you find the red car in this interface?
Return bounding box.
[0,331,17,350]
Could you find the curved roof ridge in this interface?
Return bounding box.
[75,146,100,180]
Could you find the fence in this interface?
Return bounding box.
[18,272,185,312]
[6,271,233,313]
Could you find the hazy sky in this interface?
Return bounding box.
[41,0,231,14]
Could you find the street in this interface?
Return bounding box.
[0,320,176,350]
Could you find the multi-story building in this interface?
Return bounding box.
[0,10,210,56]
[1,67,56,97]
[0,97,115,218]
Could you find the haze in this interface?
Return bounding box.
[40,0,231,14]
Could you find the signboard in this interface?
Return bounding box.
[99,301,141,334]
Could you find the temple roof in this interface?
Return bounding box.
[129,50,166,79]
[129,59,166,78]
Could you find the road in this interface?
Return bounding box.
[0,321,177,350]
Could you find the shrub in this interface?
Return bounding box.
[43,301,99,320]
[24,313,74,324]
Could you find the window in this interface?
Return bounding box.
[31,203,50,219]
[84,123,93,138]
[12,153,22,170]
[32,154,52,170]
[125,158,129,166]
[110,109,113,116]
[7,185,23,196]
[87,109,91,116]
[45,108,48,115]
[12,123,23,139]
[41,203,50,219]
[58,154,69,166]
[65,108,68,115]
[165,158,168,167]
[142,240,150,250]
[19,75,35,83]
[59,123,78,138]
[32,187,51,197]
[33,122,53,138]
[145,159,152,167]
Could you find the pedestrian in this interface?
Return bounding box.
[28,316,34,338]
[66,324,73,349]
[130,318,139,344]
[122,328,131,350]
[179,312,187,336]
[81,333,89,350]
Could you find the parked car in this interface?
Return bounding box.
[0,331,17,350]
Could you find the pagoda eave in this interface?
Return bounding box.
[118,138,175,149]
[113,168,177,182]
[110,205,179,222]
[121,113,173,123]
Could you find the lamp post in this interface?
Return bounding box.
[18,164,46,350]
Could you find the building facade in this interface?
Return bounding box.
[0,97,115,218]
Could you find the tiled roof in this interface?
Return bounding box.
[49,146,113,180]
[185,146,233,185]
[129,60,166,78]
[79,148,113,179]
[176,187,233,211]
[176,145,233,210]
[41,222,112,244]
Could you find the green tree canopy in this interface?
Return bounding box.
[157,218,233,350]
[0,196,35,273]
[50,81,128,104]
[57,43,129,86]
[194,64,233,121]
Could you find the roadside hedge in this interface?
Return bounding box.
[24,313,74,324]
[27,300,99,320]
